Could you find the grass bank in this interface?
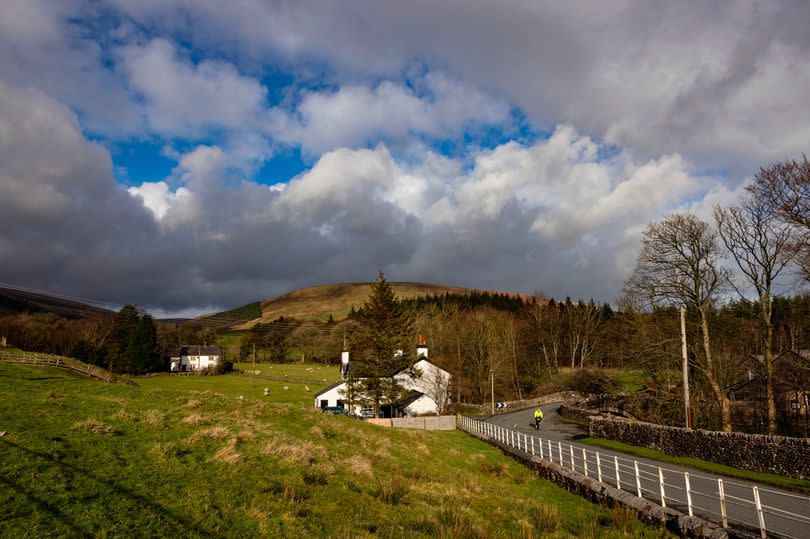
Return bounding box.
[0,363,674,537]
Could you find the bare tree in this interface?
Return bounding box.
[625,213,733,431]
[715,196,798,434]
[746,156,810,276]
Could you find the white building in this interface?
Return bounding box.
[170,345,222,372]
[313,337,451,417]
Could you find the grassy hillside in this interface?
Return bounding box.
[221,282,540,329]
[0,363,670,538]
[0,286,112,319]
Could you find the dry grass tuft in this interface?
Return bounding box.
[212,439,243,464]
[187,426,230,444]
[525,503,559,535]
[185,399,203,409]
[309,426,324,438]
[144,409,166,428]
[73,418,116,436]
[181,413,205,425]
[237,430,256,442]
[112,410,137,422]
[348,455,373,476]
[262,439,327,464]
[610,505,635,536]
[415,442,430,455]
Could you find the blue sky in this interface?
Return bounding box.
[1,1,808,314]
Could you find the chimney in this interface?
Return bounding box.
[416,335,428,358]
[340,348,350,379]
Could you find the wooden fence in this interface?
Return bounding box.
[0,350,118,383]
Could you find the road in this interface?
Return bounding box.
[482,404,809,539]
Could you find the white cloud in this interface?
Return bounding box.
[268,72,511,153]
[118,38,269,137]
[128,181,190,220]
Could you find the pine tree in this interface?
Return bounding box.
[350,271,415,416]
[129,314,159,374]
[108,304,139,373]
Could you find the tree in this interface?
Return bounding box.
[746,156,810,276]
[624,213,733,431]
[715,194,798,434]
[129,314,160,374]
[350,271,415,417]
[108,304,139,374]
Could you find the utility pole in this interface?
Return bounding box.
[252,342,256,386]
[490,369,495,415]
[681,306,692,429]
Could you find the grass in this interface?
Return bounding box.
[0,362,674,538]
[580,437,810,494]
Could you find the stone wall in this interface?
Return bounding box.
[466,390,583,415]
[366,415,456,430]
[558,403,599,423]
[589,416,810,479]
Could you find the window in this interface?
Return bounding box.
[336,400,344,408]
[320,399,328,408]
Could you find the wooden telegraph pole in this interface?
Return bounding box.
[681,306,692,429]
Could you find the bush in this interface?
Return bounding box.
[568,368,618,394]
[209,359,234,375]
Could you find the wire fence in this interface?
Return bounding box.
[458,416,810,539]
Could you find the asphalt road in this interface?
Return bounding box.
[483,404,809,539]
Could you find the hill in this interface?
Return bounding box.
[0,285,113,319]
[200,282,542,330]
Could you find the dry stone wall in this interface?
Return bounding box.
[589,416,810,479]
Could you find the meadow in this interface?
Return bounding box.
[0,363,673,538]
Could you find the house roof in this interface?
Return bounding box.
[180,345,222,356]
[313,380,346,398]
[398,390,425,409]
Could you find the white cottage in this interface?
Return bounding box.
[313,337,451,417]
[170,345,222,372]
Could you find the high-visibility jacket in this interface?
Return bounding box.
[534,409,543,419]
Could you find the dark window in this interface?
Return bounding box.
[320,399,328,408]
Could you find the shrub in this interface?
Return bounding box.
[568,368,618,394]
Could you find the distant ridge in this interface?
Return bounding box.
[0,285,114,319]
[198,282,543,330]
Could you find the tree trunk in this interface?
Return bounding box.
[699,306,732,432]
[764,318,777,435]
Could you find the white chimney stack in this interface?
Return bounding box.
[340,349,350,378]
[416,335,428,358]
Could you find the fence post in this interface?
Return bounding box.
[596,453,602,483]
[753,486,766,538]
[548,440,552,462]
[582,449,588,477]
[614,456,621,491]
[685,472,693,517]
[539,437,544,459]
[658,467,666,508]
[570,445,575,471]
[634,461,642,497]
[531,436,535,456]
[718,479,727,528]
[558,441,563,466]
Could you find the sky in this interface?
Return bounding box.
[1,1,809,316]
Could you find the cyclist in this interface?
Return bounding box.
[534,408,543,429]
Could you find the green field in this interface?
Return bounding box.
[0,363,672,537]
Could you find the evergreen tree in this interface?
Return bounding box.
[129,314,159,374]
[108,304,139,373]
[350,271,415,416]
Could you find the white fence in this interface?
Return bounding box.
[458,416,810,539]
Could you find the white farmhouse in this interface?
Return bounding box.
[313,337,451,417]
[170,345,222,372]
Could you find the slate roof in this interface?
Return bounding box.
[313,380,346,398]
[180,345,222,356]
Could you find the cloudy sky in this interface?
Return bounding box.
[2,1,809,315]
